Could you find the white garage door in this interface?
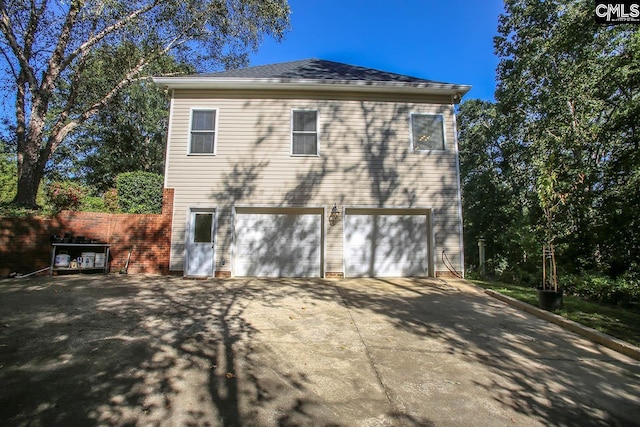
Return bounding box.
[344,210,429,277]
[235,210,322,277]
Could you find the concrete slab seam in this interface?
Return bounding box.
[331,283,403,423]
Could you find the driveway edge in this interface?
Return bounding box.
[482,288,640,361]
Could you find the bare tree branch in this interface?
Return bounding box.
[0,0,38,89]
[39,0,83,96]
[0,0,291,206]
[61,0,160,72]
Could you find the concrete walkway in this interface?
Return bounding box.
[0,275,639,426]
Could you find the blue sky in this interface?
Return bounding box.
[249,0,505,101]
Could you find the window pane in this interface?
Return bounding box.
[190,133,215,153]
[192,110,215,131]
[293,134,318,155]
[194,213,213,243]
[293,111,317,131]
[412,114,444,151]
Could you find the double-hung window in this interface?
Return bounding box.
[190,109,217,154]
[292,110,319,156]
[410,113,445,151]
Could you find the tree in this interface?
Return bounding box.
[0,0,290,207]
[458,99,538,281]
[458,100,510,272]
[593,29,640,276]
[77,79,169,192]
[494,0,640,276]
[49,47,193,192]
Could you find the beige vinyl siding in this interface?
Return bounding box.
[165,89,463,275]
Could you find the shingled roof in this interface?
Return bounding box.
[199,58,446,85]
[154,58,471,101]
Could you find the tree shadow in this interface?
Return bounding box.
[337,102,461,277]
[3,276,637,425]
[0,216,60,276]
[333,278,640,426]
[234,210,322,277]
[0,190,176,277]
[0,278,294,425]
[167,91,465,277]
[0,276,437,426]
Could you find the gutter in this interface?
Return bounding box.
[152,77,472,100]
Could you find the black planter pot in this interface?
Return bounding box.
[537,288,564,311]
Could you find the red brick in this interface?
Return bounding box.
[0,189,174,276]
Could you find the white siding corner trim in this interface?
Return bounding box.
[452,108,465,277]
[163,93,175,188]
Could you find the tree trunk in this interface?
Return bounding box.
[13,168,41,208]
[13,131,46,209]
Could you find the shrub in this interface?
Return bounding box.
[80,196,107,212]
[563,273,640,308]
[0,152,17,204]
[46,181,88,211]
[116,171,163,214]
[102,188,120,213]
[500,267,538,287]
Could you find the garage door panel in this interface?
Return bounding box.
[345,213,428,277]
[235,213,321,277]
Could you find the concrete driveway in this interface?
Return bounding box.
[1,275,639,426]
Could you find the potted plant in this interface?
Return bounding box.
[538,243,563,310]
[536,168,564,311]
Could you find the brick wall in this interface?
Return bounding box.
[0,189,174,277]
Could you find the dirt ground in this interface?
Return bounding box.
[1,274,640,427]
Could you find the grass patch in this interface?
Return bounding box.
[472,279,640,347]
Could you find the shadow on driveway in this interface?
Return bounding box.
[0,275,639,426]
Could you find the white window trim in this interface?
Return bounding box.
[291,109,320,157]
[409,113,446,152]
[188,107,219,155]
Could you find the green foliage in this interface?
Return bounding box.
[76,81,169,192]
[102,188,120,213]
[51,47,191,191]
[458,99,540,278]
[0,144,16,204]
[2,0,291,207]
[79,196,108,213]
[461,0,640,300]
[116,172,163,214]
[474,0,640,280]
[46,181,89,212]
[563,274,640,308]
[0,203,42,218]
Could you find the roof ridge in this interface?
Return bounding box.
[197,58,448,85]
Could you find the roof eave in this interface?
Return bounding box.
[152,77,472,99]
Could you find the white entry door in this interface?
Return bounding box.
[186,209,216,277]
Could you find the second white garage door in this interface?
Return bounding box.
[344,209,430,277]
[235,209,322,277]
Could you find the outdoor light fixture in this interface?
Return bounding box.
[329,204,341,226]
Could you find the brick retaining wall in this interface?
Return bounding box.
[0,189,174,277]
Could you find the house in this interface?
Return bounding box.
[153,59,470,278]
